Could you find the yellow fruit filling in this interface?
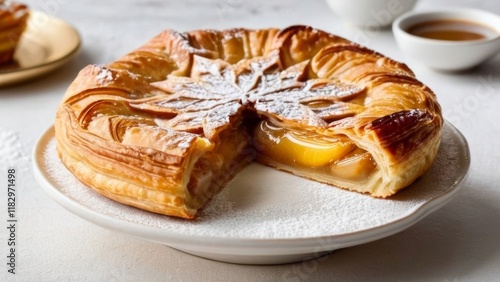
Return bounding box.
[330,148,376,181]
[253,121,377,181]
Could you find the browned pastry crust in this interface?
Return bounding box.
[55,25,442,219]
[0,0,29,64]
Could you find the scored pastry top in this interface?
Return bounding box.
[61,25,441,155]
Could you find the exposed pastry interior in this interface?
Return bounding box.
[55,25,443,219]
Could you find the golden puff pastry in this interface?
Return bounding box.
[55,25,442,219]
[0,0,29,64]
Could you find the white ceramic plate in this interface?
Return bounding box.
[0,11,80,86]
[33,122,470,264]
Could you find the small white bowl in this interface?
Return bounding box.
[393,8,500,71]
[326,0,418,28]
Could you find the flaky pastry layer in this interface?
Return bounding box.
[0,0,29,64]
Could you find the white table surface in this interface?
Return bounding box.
[1,0,499,281]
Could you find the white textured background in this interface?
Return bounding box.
[1,0,499,281]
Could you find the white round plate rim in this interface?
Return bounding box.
[33,121,470,263]
[0,10,81,86]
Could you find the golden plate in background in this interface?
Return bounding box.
[0,10,81,86]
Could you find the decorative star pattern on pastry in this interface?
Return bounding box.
[133,51,365,139]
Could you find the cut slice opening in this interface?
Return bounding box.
[253,120,377,183]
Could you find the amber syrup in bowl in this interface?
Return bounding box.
[406,19,498,41]
[393,8,500,70]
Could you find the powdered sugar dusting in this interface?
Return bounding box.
[0,128,30,172]
[147,52,364,140]
[95,67,114,83]
[39,123,467,240]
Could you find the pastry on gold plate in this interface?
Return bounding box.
[0,0,29,64]
[55,25,443,219]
